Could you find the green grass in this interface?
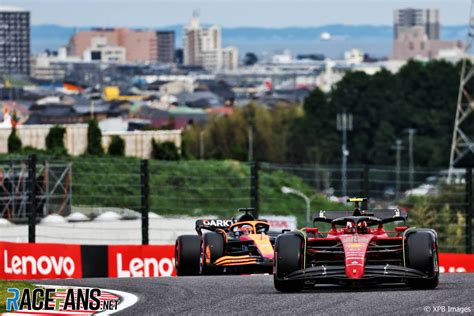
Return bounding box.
[0,280,36,312]
[69,157,345,225]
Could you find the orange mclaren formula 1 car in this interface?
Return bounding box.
[274,198,439,292]
[175,209,278,275]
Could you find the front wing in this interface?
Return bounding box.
[278,264,430,283]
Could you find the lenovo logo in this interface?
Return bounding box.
[116,253,175,277]
[3,250,76,277]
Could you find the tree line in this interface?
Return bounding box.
[7,119,180,160]
[183,60,474,168]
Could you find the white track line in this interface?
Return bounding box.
[95,287,138,315]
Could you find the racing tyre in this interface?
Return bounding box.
[405,230,439,289]
[200,233,224,275]
[274,233,303,292]
[175,235,201,276]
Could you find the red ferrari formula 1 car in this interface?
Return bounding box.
[274,198,439,292]
[175,209,276,276]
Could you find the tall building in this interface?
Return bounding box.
[31,47,80,81]
[183,14,237,71]
[67,28,157,63]
[0,5,30,75]
[392,9,463,61]
[221,47,238,71]
[156,31,175,63]
[394,8,440,40]
[82,37,126,63]
[393,26,463,60]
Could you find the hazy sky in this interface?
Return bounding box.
[1,0,470,27]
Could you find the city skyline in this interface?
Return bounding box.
[1,0,471,27]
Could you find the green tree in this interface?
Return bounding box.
[7,126,22,153]
[288,88,338,163]
[405,185,467,253]
[86,119,103,156]
[397,60,462,167]
[108,135,125,156]
[367,121,395,165]
[322,61,462,167]
[181,125,204,160]
[327,70,398,165]
[243,52,258,66]
[151,140,180,160]
[45,125,67,155]
[183,103,301,162]
[180,136,190,160]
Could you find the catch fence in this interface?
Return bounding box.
[0,155,471,253]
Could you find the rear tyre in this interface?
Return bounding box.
[405,230,439,289]
[200,233,224,275]
[175,235,201,276]
[274,233,304,292]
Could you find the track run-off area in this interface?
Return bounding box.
[40,273,474,315]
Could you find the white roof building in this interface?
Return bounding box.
[0,5,28,12]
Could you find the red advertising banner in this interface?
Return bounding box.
[108,245,176,277]
[1,241,473,280]
[0,241,82,279]
[439,253,474,273]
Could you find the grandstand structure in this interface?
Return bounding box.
[0,159,71,221]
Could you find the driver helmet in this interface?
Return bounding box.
[345,221,356,233]
[239,225,253,235]
[358,221,368,233]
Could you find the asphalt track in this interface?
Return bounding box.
[41,274,474,315]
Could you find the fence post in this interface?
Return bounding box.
[141,159,149,245]
[250,161,259,219]
[362,165,370,210]
[466,168,473,254]
[28,155,37,243]
[363,164,370,195]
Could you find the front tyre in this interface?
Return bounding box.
[175,235,201,276]
[274,233,304,292]
[200,233,224,275]
[405,229,439,289]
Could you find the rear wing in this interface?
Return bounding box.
[313,209,408,224]
[195,219,236,234]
